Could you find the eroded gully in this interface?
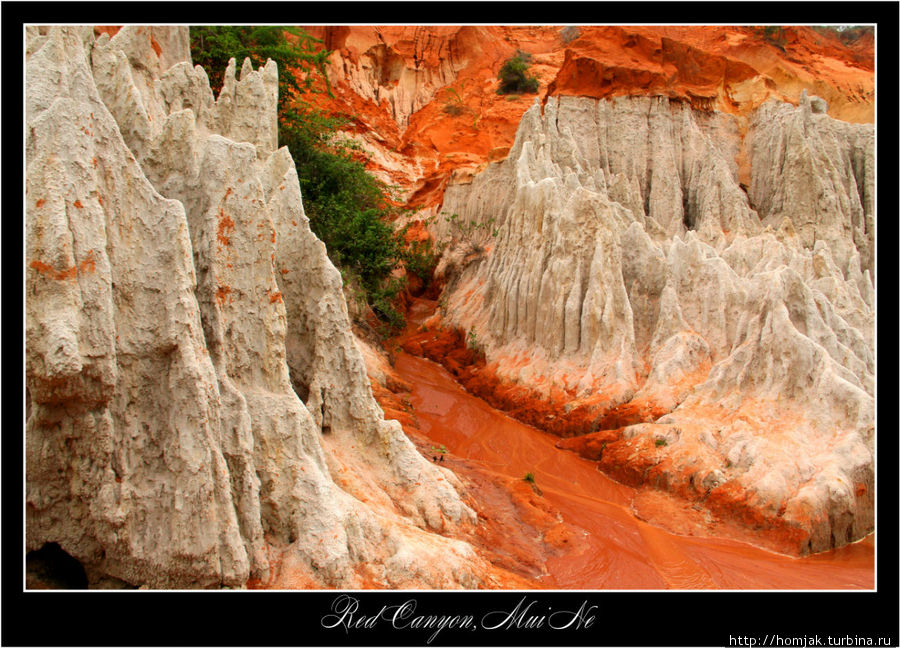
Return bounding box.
[391,299,874,589]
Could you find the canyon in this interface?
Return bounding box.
[25,24,875,590]
[428,91,873,557]
[314,24,874,558]
[300,25,873,211]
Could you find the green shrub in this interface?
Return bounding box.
[190,26,330,113]
[655,438,668,447]
[466,329,483,355]
[497,52,539,95]
[441,212,499,239]
[523,472,536,484]
[190,26,410,335]
[369,276,407,333]
[399,235,441,288]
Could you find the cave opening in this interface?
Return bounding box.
[25,542,89,589]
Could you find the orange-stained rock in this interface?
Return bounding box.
[555,429,623,461]
[94,26,122,38]
[367,302,873,586]
[96,25,873,214]
[402,219,430,243]
[555,423,834,556]
[629,487,808,555]
[293,25,872,212]
[399,320,679,439]
[383,297,873,558]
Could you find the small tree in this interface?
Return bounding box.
[497,52,539,95]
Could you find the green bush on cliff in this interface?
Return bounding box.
[190,26,407,333]
[190,26,331,113]
[397,233,441,290]
[497,51,539,95]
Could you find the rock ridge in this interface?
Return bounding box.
[431,93,874,554]
[26,25,482,589]
[296,25,873,214]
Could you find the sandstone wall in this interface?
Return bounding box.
[435,94,874,553]
[299,25,873,214]
[25,25,481,589]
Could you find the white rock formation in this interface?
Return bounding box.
[748,90,875,276]
[434,94,874,552]
[26,25,480,588]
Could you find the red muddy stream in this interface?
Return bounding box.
[392,301,875,589]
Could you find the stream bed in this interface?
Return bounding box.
[391,304,875,589]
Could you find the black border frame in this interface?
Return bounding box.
[4,2,898,646]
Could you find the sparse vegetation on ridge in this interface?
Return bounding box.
[442,82,468,116]
[466,329,483,356]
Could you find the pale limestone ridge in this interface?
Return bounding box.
[748,89,875,277]
[435,95,874,552]
[26,26,479,589]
